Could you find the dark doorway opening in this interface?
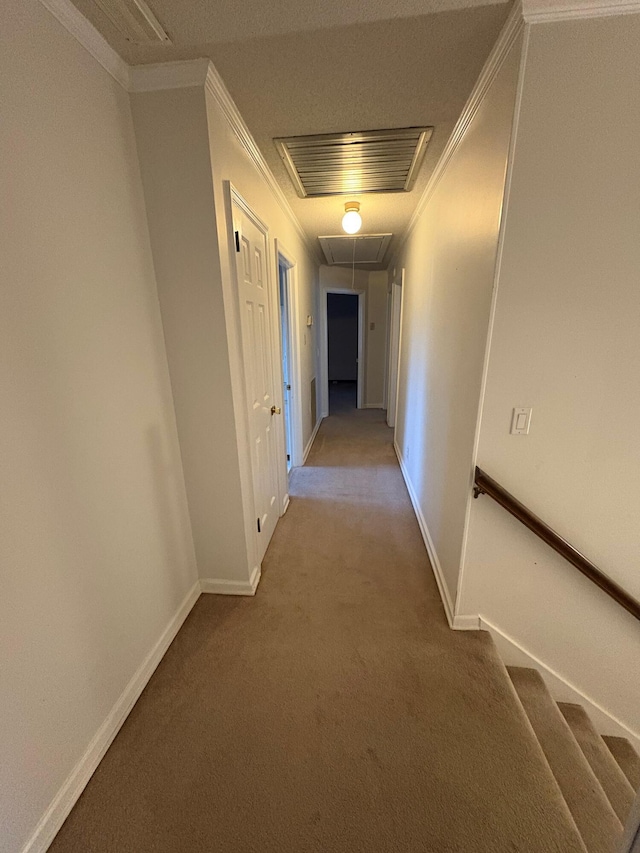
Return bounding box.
[327,293,358,414]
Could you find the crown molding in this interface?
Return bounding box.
[395,2,525,260]
[38,0,130,88]
[128,59,210,92]
[36,0,319,264]
[522,0,640,21]
[204,64,321,264]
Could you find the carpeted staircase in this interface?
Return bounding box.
[508,666,639,853]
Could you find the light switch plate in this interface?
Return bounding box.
[511,407,532,435]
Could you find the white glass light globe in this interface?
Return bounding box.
[342,210,362,234]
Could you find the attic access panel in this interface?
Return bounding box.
[319,234,392,266]
[275,128,433,198]
[90,0,171,43]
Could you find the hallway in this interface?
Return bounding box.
[49,409,582,852]
[329,380,357,414]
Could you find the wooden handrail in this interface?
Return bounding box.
[473,467,640,622]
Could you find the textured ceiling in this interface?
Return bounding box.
[71,0,512,267]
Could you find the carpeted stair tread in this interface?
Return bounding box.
[603,736,640,791]
[558,702,635,824]
[508,666,623,853]
[619,789,640,853]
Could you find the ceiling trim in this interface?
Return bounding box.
[204,64,321,263]
[522,0,640,21]
[37,0,319,263]
[395,1,525,261]
[38,0,640,97]
[38,0,130,88]
[394,0,639,264]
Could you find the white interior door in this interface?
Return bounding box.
[233,199,280,562]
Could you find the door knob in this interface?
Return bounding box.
[271,405,281,415]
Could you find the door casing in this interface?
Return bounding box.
[320,287,365,416]
[386,275,404,429]
[275,241,303,472]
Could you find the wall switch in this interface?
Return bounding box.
[511,407,532,435]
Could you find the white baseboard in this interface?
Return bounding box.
[200,564,261,596]
[393,441,455,628]
[481,616,640,751]
[282,493,290,514]
[22,579,201,853]
[363,402,384,409]
[452,614,481,630]
[303,417,322,464]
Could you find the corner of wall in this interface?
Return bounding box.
[21,580,201,853]
[130,83,253,587]
[453,22,530,623]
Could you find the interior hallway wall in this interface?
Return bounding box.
[131,85,253,585]
[366,270,390,408]
[392,32,523,608]
[460,15,640,740]
[0,3,198,851]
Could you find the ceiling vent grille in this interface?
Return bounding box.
[319,235,392,266]
[274,128,433,198]
[91,0,171,43]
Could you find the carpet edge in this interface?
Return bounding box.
[393,439,455,627]
[21,579,202,853]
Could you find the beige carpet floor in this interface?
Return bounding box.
[50,407,585,852]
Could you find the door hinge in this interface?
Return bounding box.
[287,454,290,461]
[235,231,240,253]
[257,517,261,533]
[286,384,291,390]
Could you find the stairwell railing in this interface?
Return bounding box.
[472,467,640,623]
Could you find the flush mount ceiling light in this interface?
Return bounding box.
[342,202,362,235]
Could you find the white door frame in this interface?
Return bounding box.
[321,286,365,416]
[386,273,404,429]
[383,286,391,412]
[275,240,303,473]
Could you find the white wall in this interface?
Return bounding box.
[0,3,198,851]
[131,85,252,584]
[460,15,640,740]
[366,271,390,408]
[392,34,523,609]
